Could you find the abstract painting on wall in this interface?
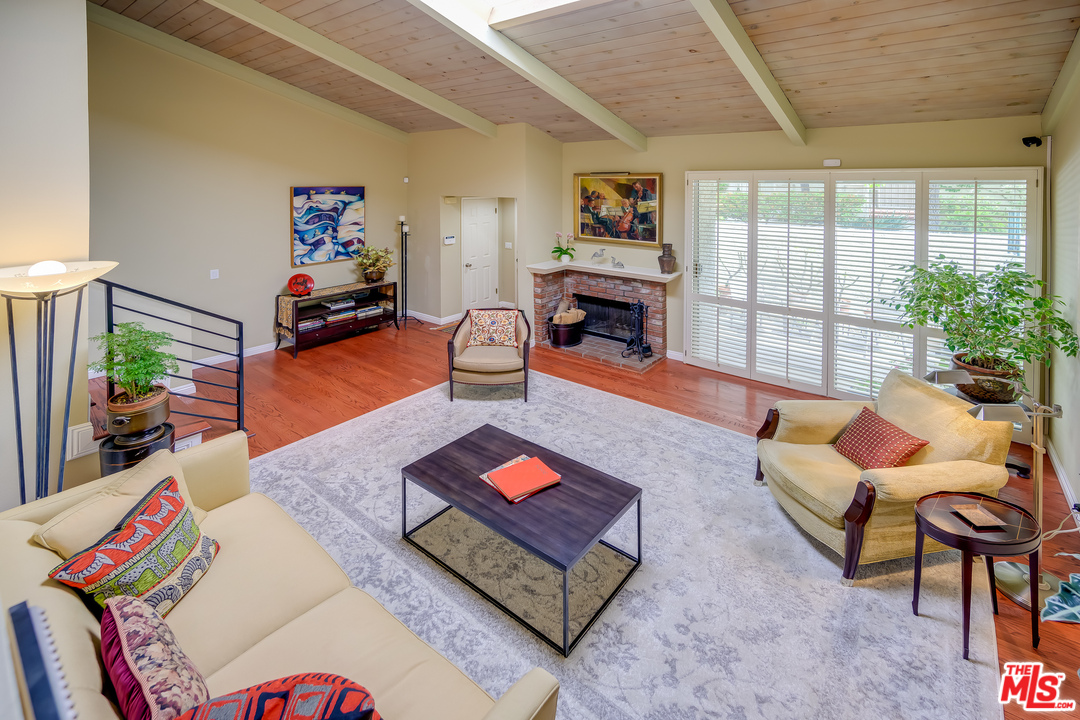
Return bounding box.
[291,186,365,266]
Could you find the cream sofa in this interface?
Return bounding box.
[756,369,1015,585]
[0,431,558,720]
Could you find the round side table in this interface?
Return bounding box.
[913,491,1041,660]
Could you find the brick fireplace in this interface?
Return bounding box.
[529,262,676,358]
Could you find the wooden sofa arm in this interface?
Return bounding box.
[842,479,876,586]
[481,668,559,720]
[175,430,251,511]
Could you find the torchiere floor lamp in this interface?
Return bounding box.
[398,217,422,326]
[0,260,117,503]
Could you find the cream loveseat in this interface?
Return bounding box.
[756,369,1014,585]
[0,431,558,720]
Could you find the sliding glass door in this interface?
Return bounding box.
[685,168,1041,400]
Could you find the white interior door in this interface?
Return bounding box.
[462,198,498,310]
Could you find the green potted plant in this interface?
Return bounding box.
[551,232,575,262]
[89,321,180,434]
[354,245,395,282]
[889,258,1079,402]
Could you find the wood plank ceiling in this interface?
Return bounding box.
[91,0,1080,142]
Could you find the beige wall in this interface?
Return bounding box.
[562,116,1047,355]
[498,198,517,306]
[0,0,97,510]
[88,24,409,350]
[1048,92,1080,501]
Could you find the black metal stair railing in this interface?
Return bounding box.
[94,279,245,433]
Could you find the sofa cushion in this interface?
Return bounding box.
[466,309,518,347]
[164,493,351,677]
[180,673,380,720]
[875,369,1013,466]
[33,449,207,559]
[101,595,209,720]
[833,407,929,470]
[205,588,495,720]
[757,440,862,527]
[49,477,219,617]
[453,345,524,373]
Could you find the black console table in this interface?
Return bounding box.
[275,280,398,358]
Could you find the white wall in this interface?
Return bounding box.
[0,0,96,509]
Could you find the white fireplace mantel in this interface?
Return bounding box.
[526,260,682,284]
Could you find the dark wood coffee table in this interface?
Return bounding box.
[401,424,642,656]
[913,491,1041,659]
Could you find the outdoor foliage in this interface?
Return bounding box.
[888,258,1079,372]
[89,322,179,401]
[354,245,395,272]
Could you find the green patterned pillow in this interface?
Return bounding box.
[466,309,519,347]
[49,476,219,616]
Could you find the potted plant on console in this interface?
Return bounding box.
[89,321,180,436]
[889,258,1078,402]
[354,245,395,283]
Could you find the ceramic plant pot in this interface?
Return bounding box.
[106,385,170,436]
[950,353,1021,403]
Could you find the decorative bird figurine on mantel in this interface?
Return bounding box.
[591,248,607,264]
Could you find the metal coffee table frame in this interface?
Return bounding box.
[402,476,641,657]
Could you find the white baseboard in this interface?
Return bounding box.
[1047,439,1078,510]
[66,422,100,460]
[407,310,462,325]
[196,341,277,367]
[666,350,684,362]
[498,301,515,309]
[170,382,196,395]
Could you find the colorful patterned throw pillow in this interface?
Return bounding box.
[466,309,519,348]
[49,476,219,616]
[834,407,930,470]
[101,595,209,720]
[178,673,381,720]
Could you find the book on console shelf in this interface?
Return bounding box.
[321,299,355,310]
[480,455,560,503]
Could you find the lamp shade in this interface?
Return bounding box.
[967,403,1030,424]
[0,261,117,297]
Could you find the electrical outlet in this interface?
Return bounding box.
[210,269,219,279]
[504,242,512,249]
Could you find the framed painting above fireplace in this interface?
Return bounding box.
[575,173,662,248]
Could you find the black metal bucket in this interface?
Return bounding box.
[549,316,584,348]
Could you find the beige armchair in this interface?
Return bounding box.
[755,369,1015,585]
[448,309,531,401]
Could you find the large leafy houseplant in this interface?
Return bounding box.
[89,322,179,404]
[889,259,1078,397]
[354,245,395,273]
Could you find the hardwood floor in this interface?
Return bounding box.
[96,323,1080,717]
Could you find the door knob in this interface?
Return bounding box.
[465,263,472,267]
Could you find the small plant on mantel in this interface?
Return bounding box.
[89,322,179,405]
[887,258,1078,400]
[551,231,575,261]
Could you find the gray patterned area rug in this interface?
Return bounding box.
[249,372,1003,720]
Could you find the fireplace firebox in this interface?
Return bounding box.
[573,293,636,342]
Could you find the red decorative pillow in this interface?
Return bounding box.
[178,674,380,720]
[834,407,929,470]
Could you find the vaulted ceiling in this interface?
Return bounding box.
[89,0,1080,146]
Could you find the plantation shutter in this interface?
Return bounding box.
[753,180,826,390]
[688,178,751,372]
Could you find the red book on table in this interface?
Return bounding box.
[486,456,561,501]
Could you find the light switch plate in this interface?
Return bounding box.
[210,269,219,279]
[504,242,512,249]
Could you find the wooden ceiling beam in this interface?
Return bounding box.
[400,0,648,152]
[199,0,498,138]
[86,4,410,144]
[685,0,806,146]
[1041,27,1080,135]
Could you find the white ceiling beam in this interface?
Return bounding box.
[1042,28,1080,135]
[686,0,806,146]
[489,0,616,31]
[200,0,498,138]
[401,0,648,152]
[87,4,410,144]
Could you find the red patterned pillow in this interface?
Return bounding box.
[466,309,519,347]
[49,476,219,616]
[101,595,209,720]
[834,407,929,470]
[178,674,380,720]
